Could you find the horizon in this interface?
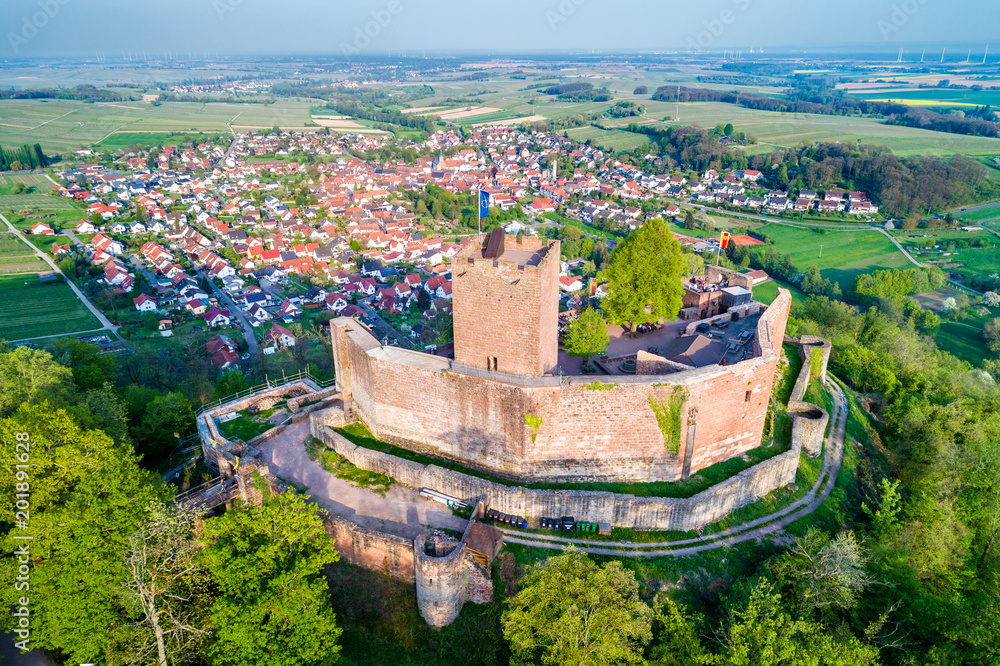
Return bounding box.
[2,0,999,59]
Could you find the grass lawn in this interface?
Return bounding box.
[216,410,278,443]
[0,273,101,341]
[759,224,912,290]
[951,204,1000,223]
[751,279,809,308]
[935,321,993,367]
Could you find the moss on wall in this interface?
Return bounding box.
[524,414,543,443]
[649,387,688,455]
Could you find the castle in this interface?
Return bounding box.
[331,232,792,484]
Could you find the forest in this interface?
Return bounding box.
[651,84,1000,138]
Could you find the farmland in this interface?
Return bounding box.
[0,232,47,274]
[757,224,912,290]
[891,227,1000,282]
[0,98,321,153]
[0,274,102,341]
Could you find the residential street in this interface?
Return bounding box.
[196,268,259,356]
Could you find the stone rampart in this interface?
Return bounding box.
[329,290,792,484]
[317,427,800,532]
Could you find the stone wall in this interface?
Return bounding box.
[452,234,560,377]
[414,501,496,627]
[328,289,792,484]
[317,426,800,532]
[325,512,416,582]
[785,336,833,457]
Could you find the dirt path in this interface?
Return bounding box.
[258,420,467,539]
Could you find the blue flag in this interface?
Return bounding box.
[479,190,490,218]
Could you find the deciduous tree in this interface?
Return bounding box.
[604,218,685,333]
[502,549,653,665]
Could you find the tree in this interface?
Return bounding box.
[137,391,195,460]
[564,308,610,364]
[683,211,697,230]
[648,598,711,665]
[717,579,880,666]
[984,291,1000,307]
[0,346,73,413]
[0,404,171,664]
[416,287,432,312]
[604,218,685,333]
[200,489,342,666]
[772,529,874,612]
[985,317,1000,353]
[502,549,653,666]
[724,123,735,136]
[123,504,208,666]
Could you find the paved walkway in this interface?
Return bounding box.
[260,379,847,557]
[257,420,467,539]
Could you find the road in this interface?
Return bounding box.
[258,420,467,538]
[196,268,258,356]
[61,228,87,251]
[358,301,414,348]
[0,210,120,339]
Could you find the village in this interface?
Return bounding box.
[23,122,884,378]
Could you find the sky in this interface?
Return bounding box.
[2,0,998,59]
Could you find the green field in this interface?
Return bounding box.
[0,274,102,341]
[935,321,993,367]
[758,224,912,289]
[950,204,1000,223]
[564,125,651,151]
[0,98,321,153]
[850,87,1000,108]
[0,193,70,210]
[0,232,46,273]
[632,101,1000,157]
[892,227,1000,282]
[0,172,54,194]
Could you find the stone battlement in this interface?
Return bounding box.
[330,289,793,484]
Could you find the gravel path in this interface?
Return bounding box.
[257,420,467,539]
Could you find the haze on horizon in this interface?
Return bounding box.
[1,0,998,60]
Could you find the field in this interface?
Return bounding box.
[758,224,912,289]
[638,101,1000,156]
[0,274,102,341]
[0,231,47,273]
[0,172,54,194]
[563,125,651,151]
[849,87,1000,108]
[892,227,1000,282]
[0,98,321,153]
[935,321,994,367]
[951,204,1000,223]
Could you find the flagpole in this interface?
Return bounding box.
[478,188,482,241]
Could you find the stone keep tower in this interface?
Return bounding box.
[452,230,560,377]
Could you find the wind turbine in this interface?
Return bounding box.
[941,47,946,63]
[984,44,990,64]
